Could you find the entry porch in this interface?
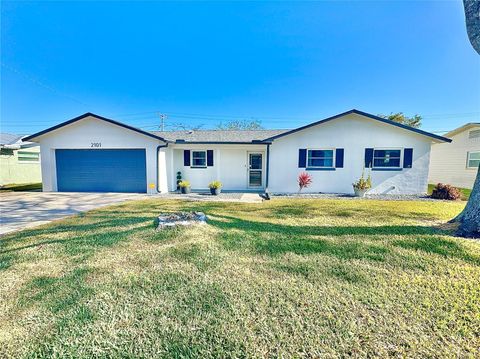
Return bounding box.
[167,144,269,192]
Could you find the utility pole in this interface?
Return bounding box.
[158,113,167,131]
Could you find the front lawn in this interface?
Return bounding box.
[1,199,479,358]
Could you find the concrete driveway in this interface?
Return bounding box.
[0,192,148,235]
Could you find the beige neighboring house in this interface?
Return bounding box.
[0,133,42,186]
[429,123,480,188]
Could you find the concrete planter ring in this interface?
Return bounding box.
[353,187,369,198]
[210,188,221,195]
[180,186,191,194]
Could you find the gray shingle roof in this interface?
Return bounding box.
[0,133,24,146]
[152,129,290,143]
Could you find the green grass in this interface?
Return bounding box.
[1,198,479,358]
[0,183,42,192]
[428,183,472,200]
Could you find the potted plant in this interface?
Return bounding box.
[178,180,191,194]
[352,170,372,197]
[208,180,222,195]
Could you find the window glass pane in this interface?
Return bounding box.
[18,152,39,162]
[191,151,206,166]
[192,151,206,159]
[250,154,262,169]
[307,149,334,167]
[308,158,333,167]
[249,170,262,186]
[374,149,400,158]
[469,152,480,160]
[192,158,205,166]
[468,159,480,168]
[309,150,333,158]
[374,158,401,167]
[373,149,401,167]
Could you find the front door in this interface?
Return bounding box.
[248,153,263,188]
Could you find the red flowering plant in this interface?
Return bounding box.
[298,172,312,193]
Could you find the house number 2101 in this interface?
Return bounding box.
[91,142,101,148]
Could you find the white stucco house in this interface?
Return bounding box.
[23,109,451,195]
[429,123,480,188]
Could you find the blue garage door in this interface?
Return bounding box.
[55,149,147,193]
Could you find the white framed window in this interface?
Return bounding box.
[18,151,40,163]
[467,151,480,169]
[373,148,402,168]
[191,150,207,168]
[307,149,334,168]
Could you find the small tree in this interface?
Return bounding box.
[378,112,422,128]
[298,172,312,193]
[217,119,263,130]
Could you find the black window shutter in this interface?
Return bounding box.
[298,149,307,168]
[207,150,214,166]
[364,148,374,168]
[183,150,190,166]
[335,148,344,168]
[403,148,413,168]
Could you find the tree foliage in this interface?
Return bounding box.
[217,119,263,130]
[379,112,422,128]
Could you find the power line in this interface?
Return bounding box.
[1,62,89,107]
[2,109,479,125]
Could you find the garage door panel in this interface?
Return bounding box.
[55,149,147,193]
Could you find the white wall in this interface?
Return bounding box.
[33,116,166,194]
[31,113,440,195]
[170,144,267,191]
[429,125,480,188]
[268,113,434,194]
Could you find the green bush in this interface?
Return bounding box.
[430,183,461,200]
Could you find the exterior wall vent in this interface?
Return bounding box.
[469,129,480,139]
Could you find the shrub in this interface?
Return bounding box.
[298,172,312,192]
[178,180,190,188]
[431,183,461,200]
[208,181,222,189]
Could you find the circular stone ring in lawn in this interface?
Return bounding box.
[156,212,207,230]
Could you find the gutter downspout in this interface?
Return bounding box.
[156,143,168,193]
[265,143,271,200]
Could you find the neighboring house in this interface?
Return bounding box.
[23,109,450,194]
[0,133,42,186]
[429,123,480,188]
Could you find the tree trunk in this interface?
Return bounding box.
[454,167,480,238]
[454,1,480,238]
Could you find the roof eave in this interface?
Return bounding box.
[173,140,271,145]
[22,112,169,143]
[263,109,452,143]
[443,123,480,138]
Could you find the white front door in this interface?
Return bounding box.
[248,152,263,188]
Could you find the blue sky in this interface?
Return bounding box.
[1,1,479,135]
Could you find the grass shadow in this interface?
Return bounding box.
[208,214,480,265]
